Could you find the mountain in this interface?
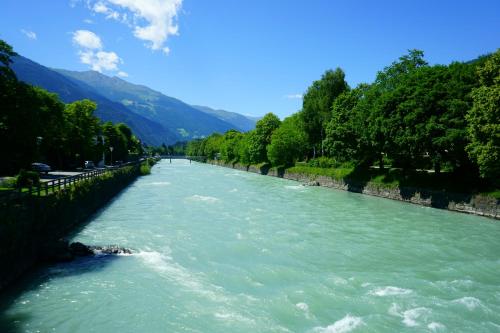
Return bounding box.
[11,56,176,146]
[191,105,256,132]
[53,69,240,140]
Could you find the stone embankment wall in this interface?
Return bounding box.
[0,165,142,291]
[209,160,499,220]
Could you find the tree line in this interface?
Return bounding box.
[0,40,143,175]
[187,49,499,184]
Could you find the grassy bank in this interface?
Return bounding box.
[287,165,499,199]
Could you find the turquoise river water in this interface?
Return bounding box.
[1,159,499,332]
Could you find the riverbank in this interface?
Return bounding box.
[0,161,153,292]
[208,160,499,219]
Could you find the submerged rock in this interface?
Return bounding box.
[68,242,133,258]
[41,241,133,263]
[69,242,93,256]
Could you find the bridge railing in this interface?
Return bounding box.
[160,155,207,162]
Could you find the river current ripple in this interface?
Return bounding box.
[1,159,499,332]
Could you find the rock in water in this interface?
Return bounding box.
[90,245,133,255]
[69,242,93,256]
[69,242,133,256]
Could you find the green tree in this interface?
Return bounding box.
[364,50,428,169]
[323,86,366,162]
[247,113,281,163]
[204,133,223,159]
[64,99,101,166]
[220,130,244,163]
[301,68,349,157]
[466,49,500,180]
[267,113,307,167]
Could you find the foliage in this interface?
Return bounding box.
[267,114,307,167]
[185,48,498,195]
[140,162,151,175]
[220,130,244,163]
[300,68,349,156]
[0,40,144,175]
[16,169,40,187]
[247,113,281,164]
[466,49,500,181]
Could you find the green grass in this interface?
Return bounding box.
[287,165,354,180]
[286,165,499,199]
[480,190,500,200]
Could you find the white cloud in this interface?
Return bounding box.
[83,18,94,24]
[21,29,37,40]
[80,50,122,72]
[285,94,303,99]
[117,71,129,77]
[92,1,122,20]
[93,1,109,13]
[73,30,102,49]
[88,0,182,54]
[72,29,123,73]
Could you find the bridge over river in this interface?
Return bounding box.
[160,155,207,163]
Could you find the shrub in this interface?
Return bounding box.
[307,157,339,168]
[140,163,151,175]
[16,169,40,187]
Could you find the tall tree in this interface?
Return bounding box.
[366,50,428,169]
[301,68,349,157]
[64,100,100,166]
[466,49,500,181]
[267,113,307,167]
[323,86,366,162]
[247,113,281,163]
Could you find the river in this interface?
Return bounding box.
[1,159,499,332]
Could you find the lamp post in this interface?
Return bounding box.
[109,146,114,166]
[36,136,43,161]
[99,136,105,167]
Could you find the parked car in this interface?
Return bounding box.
[84,161,95,169]
[31,162,51,174]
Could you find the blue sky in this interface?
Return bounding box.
[1,0,499,118]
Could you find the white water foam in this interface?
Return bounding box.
[369,286,412,296]
[452,296,482,310]
[187,195,220,203]
[135,251,227,302]
[148,181,171,186]
[428,322,445,331]
[296,302,309,311]
[388,303,431,327]
[214,310,255,324]
[312,314,363,333]
[285,185,305,190]
[229,188,238,193]
[402,307,431,327]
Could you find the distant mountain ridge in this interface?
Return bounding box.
[191,105,257,132]
[11,56,176,146]
[10,55,257,145]
[53,69,257,140]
